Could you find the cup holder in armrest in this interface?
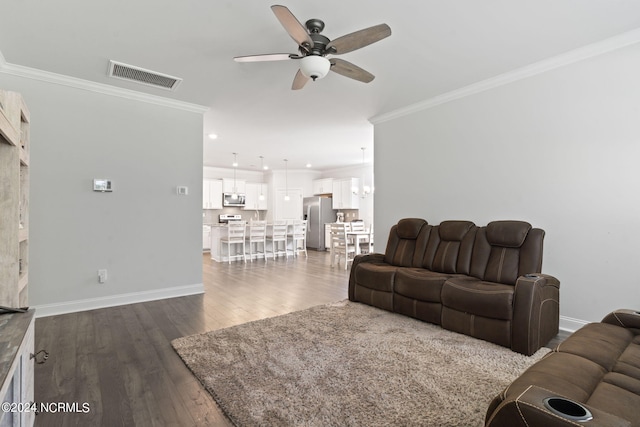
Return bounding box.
[543,397,593,422]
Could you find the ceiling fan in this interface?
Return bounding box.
[234,5,391,90]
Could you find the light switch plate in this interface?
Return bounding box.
[177,186,189,195]
[93,179,112,192]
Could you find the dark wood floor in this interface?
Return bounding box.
[33,251,350,426]
[33,251,567,426]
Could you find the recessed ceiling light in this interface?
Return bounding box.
[306,163,312,168]
[208,133,218,140]
[263,165,269,170]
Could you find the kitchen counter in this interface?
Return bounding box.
[209,223,297,262]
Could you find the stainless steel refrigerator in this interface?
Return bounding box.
[304,197,336,250]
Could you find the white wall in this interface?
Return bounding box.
[203,166,265,182]
[373,43,640,328]
[0,73,204,316]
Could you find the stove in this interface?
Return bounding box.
[219,214,242,224]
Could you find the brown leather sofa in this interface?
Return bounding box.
[485,309,640,427]
[348,218,560,355]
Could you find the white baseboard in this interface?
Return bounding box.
[559,315,590,333]
[33,283,204,318]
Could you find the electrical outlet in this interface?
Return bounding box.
[98,269,107,284]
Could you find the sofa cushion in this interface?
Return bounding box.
[502,352,606,403]
[354,263,397,293]
[587,380,640,426]
[470,223,544,285]
[422,221,476,275]
[383,219,430,267]
[397,218,426,239]
[394,268,451,303]
[556,322,635,371]
[486,220,531,248]
[441,277,514,320]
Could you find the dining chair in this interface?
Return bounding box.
[330,222,356,269]
[220,221,246,264]
[267,220,289,259]
[246,220,267,262]
[350,221,372,254]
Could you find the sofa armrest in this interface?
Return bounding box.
[486,385,630,427]
[511,274,560,355]
[601,309,640,330]
[348,253,386,301]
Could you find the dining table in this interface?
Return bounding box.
[346,229,373,256]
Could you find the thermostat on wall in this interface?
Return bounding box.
[93,179,113,192]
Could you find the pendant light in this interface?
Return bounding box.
[231,153,239,200]
[283,159,290,201]
[259,156,265,201]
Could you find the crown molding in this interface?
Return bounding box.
[371,27,640,124]
[0,55,208,114]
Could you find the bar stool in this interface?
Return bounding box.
[267,220,289,259]
[289,219,308,257]
[246,220,267,262]
[220,221,246,264]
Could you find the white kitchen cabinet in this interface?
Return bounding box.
[243,182,268,210]
[222,178,246,195]
[312,178,334,195]
[0,310,35,427]
[325,223,333,250]
[203,225,211,251]
[332,178,360,209]
[203,179,223,209]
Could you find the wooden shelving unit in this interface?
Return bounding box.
[0,90,35,427]
[0,90,30,308]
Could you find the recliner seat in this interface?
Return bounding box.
[486,309,640,426]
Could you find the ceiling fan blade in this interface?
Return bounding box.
[330,58,375,83]
[234,53,299,63]
[292,69,310,90]
[327,24,391,55]
[271,5,314,51]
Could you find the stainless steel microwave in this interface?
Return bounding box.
[223,193,246,207]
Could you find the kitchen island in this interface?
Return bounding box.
[208,223,299,263]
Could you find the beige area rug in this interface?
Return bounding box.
[172,301,549,427]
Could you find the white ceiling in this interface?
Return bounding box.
[1,1,640,171]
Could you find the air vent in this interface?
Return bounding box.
[108,60,182,91]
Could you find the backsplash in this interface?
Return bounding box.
[203,208,360,224]
[203,208,264,224]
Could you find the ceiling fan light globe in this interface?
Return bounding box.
[300,56,330,80]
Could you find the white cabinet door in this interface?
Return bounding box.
[222,178,245,194]
[203,180,211,209]
[332,178,359,209]
[313,178,333,195]
[332,180,342,209]
[342,178,359,209]
[243,182,268,210]
[203,226,211,250]
[203,179,223,209]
